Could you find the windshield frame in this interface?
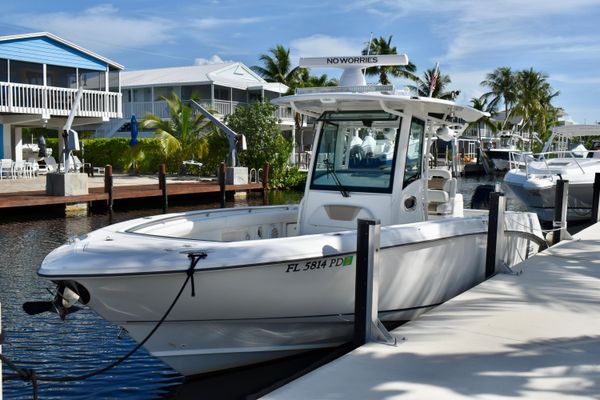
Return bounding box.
[309,110,402,194]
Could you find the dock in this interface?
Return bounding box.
[0,175,264,211]
[263,223,600,399]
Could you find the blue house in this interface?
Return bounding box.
[0,32,123,160]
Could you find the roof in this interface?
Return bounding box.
[551,124,600,138]
[122,62,289,93]
[0,32,123,70]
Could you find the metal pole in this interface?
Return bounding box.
[552,179,569,245]
[104,165,113,212]
[219,162,226,208]
[159,164,168,213]
[485,192,506,278]
[591,173,600,223]
[354,218,381,347]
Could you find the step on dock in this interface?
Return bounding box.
[263,223,600,399]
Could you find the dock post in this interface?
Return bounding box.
[262,161,270,206]
[159,164,168,213]
[354,219,395,348]
[104,165,113,212]
[552,179,569,245]
[592,173,600,223]
[485,192,506,278]
[219,162,226,208]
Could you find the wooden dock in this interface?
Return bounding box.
[0,181,264,210]
[263,223,600,399]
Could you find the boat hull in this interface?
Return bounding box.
[48,215,538,376]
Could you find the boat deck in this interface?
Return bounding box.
[263,223,600,399]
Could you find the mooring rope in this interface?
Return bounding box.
[1,251,206,399]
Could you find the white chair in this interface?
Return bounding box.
[27,158,40,177]
[44,156,59,173]
[0,159,13,179]
[12,160,26,179]
[427,168,457,215]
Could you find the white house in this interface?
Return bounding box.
[98,61,294,138]
[0,32,123,161]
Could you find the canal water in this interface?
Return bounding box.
[1,176,516,399]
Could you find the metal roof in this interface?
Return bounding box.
[0,32,123,70]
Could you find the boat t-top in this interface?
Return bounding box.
[36,54,544,376]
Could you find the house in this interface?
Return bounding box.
[99,61,294,139]
[0,32,123,161]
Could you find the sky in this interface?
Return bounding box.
[1,0,600,124]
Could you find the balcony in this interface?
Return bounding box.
[0,82,122,119]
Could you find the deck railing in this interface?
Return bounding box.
[0,82,122,118]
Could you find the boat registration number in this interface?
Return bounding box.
[285,256,353,273]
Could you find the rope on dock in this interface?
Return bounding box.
[0,251,207,399]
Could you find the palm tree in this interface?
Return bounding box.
[480,67,517,129]
[467,96,498,140]
[142,93,216,172]
[512,68,560,140]
[409,67,458,100]
[361,35,417,85]
[251,45,303,86]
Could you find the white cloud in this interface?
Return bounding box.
[290,34,363,61]
[192,17,266,29]
[1,5,176,55]
[194,54,232,65]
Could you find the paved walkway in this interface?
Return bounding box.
[264,223,600,399]
[0,174,214,194]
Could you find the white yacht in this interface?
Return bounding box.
[504,124,600,222]
[483,132,528,172]
[37,55,543,377]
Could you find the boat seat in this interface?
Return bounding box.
[427,169,456,215]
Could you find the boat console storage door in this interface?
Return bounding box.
[299,110,426,234]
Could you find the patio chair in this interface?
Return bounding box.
[0,158,13,179]
[12,160,26,179]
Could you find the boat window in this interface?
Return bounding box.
[310,111,401,193]
[403,117,424,188]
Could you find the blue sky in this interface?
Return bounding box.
[1,0,600,123]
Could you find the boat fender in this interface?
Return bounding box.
[471,184,495,210]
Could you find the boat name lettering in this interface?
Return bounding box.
[326,57,378,65]
[285,256,353,273]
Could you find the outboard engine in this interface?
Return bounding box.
[471,184,495,210]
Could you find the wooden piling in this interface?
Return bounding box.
[219,162,226,208]
[262,161,270,206]
[104,165,113,212]
[159,164,168,213]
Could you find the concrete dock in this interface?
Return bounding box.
[264,223,600,399]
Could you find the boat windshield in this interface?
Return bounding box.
[310,111,401,193]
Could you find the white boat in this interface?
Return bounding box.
[37,55,543,377]
[483,132,529,172]
[504,125,600,222]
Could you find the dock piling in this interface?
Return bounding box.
[104,165,113,212]
[159,164,168,213]
[262,162,270,206]
[485,192,506,278]
[552,179,569,245]
[219,162,226,208]
[592,173,600,223]
[354,218,395,348]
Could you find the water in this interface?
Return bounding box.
[0,179,518,399]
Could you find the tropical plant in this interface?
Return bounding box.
[142,93,216,173]
[361,35,417,85]
[251,45,303,86]
[409,67,458,100]
[467,96,499,140]
[512,68,560,140]
[224,101,293,188]
[480,67,517,129]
